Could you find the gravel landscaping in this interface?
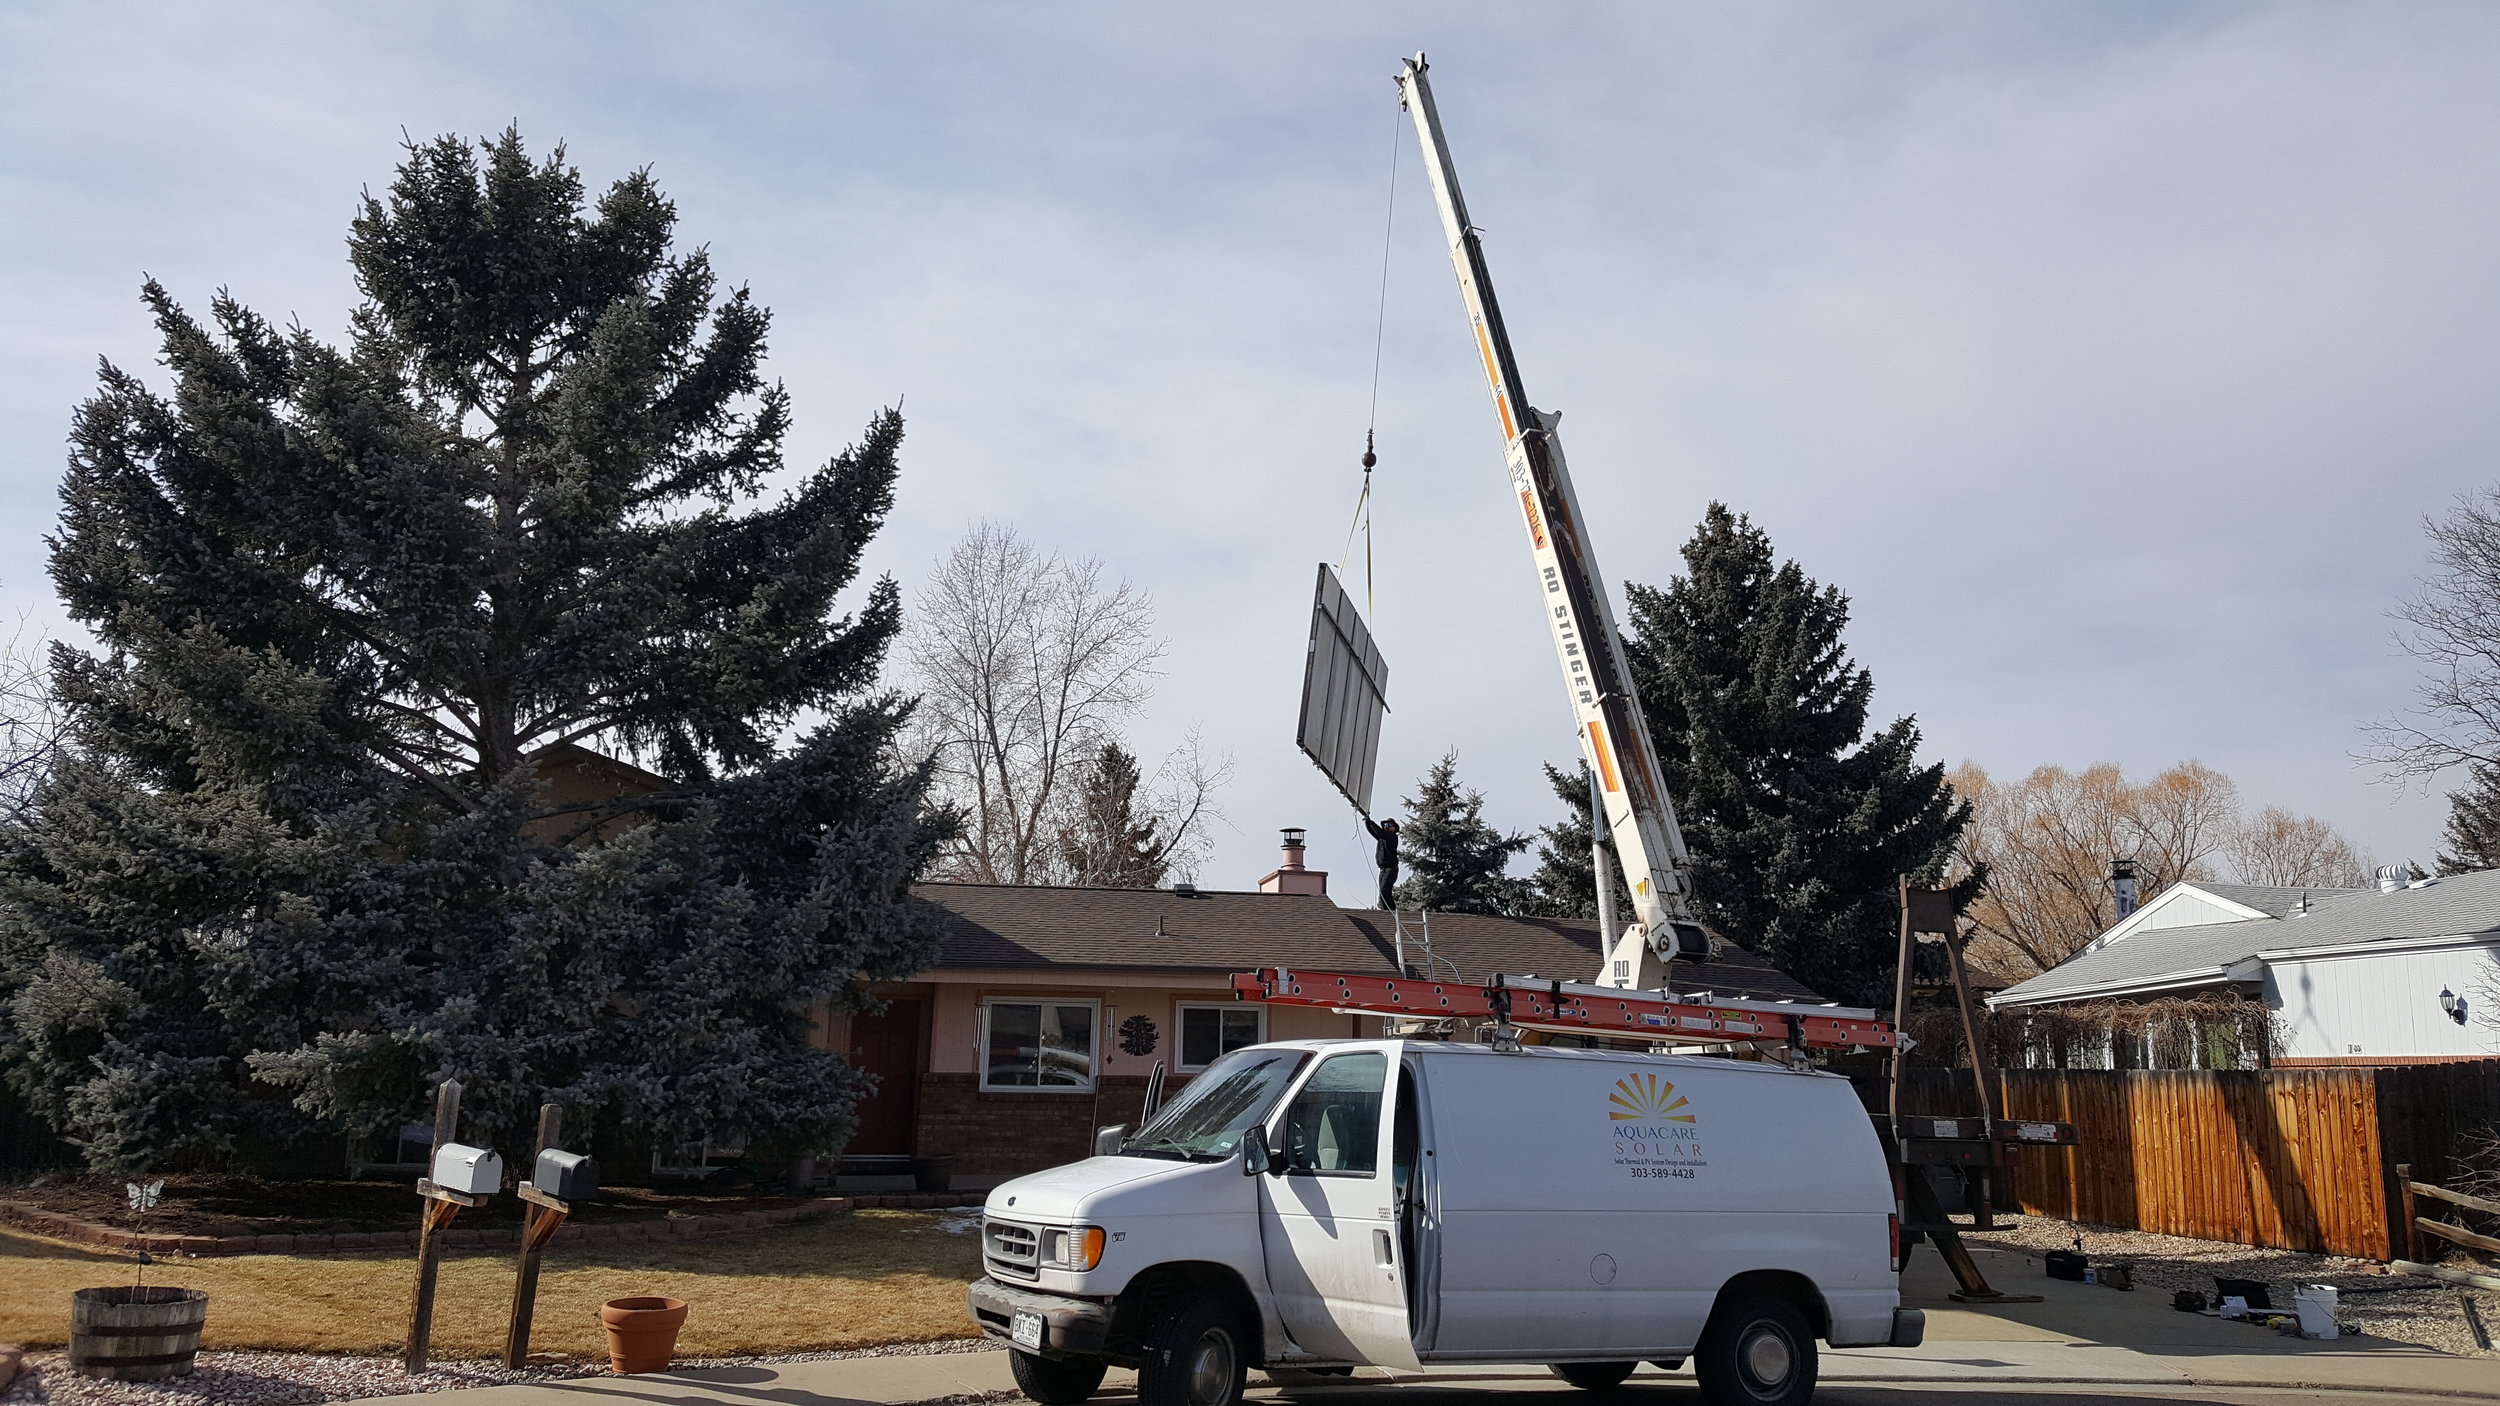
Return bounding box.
[1966,1213,2500,1357]
[0,1339,1001,1406]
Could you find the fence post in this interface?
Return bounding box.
[2396,1162,2420,1264]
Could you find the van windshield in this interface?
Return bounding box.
[1119,1047,1310,1161]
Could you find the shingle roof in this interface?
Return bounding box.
[911,883,1825,1002]
[2181,882,2367,918]
[1992,869,2500,1006]
[1336,910,1827,1004]
[915,885,1380,973]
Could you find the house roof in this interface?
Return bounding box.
[915,885,1393,974]
[1991,869,2500,1007]
[910,882,1826,1002]
[2179,883,2365,919]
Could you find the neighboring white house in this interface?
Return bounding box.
[1988,870,2500,1066]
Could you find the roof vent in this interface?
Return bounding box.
[2379,861,2434,893]
[1172,882,1198,897]
[2292,893,2310,917]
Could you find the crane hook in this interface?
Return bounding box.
[1361,429,1377,472]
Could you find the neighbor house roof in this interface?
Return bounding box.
[911,883,1826,1003]
[1991,869,2500,1008]
[2176,883,2360,919]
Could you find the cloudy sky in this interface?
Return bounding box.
[5,2,2497,892]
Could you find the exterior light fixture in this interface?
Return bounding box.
[2438,987,2467,1026]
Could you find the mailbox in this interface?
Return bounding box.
[430,1142,504,1197]
[533,1148,598,1202]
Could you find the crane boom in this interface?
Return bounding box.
[1395,53,1709,982]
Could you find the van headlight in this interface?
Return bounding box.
[1041,1226,1106,1270]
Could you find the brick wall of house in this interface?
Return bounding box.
[915,1072,1196,1176]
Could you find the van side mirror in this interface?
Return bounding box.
[1241,1126,1278,1177]
[1093,1124,1127,1157]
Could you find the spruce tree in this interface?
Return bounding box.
[0,132,948,1172]
[1623,504,1972,1004]
[1057,742,1168,888]
[2437,763,2500,874]
[1394,751,1529,915]
[1522,762,1634,920]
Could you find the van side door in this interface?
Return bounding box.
[1256,1050,1421,1368]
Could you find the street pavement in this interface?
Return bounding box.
[354,1243,2496,1406]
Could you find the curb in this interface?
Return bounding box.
[2183,1376,2500,1402]
[1250,1363,2500,1403]
[0,1193,873,1258]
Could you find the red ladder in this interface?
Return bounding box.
[1229,968,1901,1052]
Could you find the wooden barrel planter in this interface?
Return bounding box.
[70,1287,209,1380]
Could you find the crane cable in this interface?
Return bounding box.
[1337,105,1401,621]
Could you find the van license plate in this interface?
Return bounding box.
[1012,1311,1044,1349]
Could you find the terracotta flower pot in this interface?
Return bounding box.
[599,1296,688,1373]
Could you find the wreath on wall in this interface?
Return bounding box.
[1119,1014,1160,1058]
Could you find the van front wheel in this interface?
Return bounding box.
[1009,1350,1107,1405]
[1694,1295,1816,1406]
[1138,1294,1247,1406]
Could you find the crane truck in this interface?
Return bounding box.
[961,57,1920,1406]
[1399,55,1709,990]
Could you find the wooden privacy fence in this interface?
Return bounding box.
[1878,1060,2500,1260]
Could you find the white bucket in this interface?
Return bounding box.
[2293,1284,2339,1339]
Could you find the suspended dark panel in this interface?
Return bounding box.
[1296,563,1390,815]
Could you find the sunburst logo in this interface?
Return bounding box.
[1608,1072,1695,1123]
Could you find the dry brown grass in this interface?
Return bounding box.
[0,1208,983,1359]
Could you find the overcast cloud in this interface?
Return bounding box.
[5,2,2495,891]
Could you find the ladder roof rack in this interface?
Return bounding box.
[1231,967,1900,1052]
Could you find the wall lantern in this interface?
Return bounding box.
[2438,987,2468,1026]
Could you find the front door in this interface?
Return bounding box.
[847,1000,923,1157]
[1257,1050,1420,1367]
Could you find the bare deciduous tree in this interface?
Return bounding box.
[1953,760,2372,978]
[907,522,1224,885]
[1951,761,2240,977]
[2227,805,2369,888]
[2370,490,2500,780]
[1,621,65,822]
[1054,734,1229,887]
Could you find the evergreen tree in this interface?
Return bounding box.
[2437,762,2500,874]
[1057,742,1168,888]
[1394,751,1529,915]
[1623,504,1973,1004]
[0,131,948,1172]
[1522,762,1634,920]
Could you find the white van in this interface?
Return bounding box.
[966,1038,1920,1406]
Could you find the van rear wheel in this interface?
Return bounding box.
[1138,1293,1247,1406]
[1694,1294,1816,1406]
[1009,1350,1108,1405]
[1548,1362,1638,1391]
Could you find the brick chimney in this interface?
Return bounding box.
[1259,827,1328,898]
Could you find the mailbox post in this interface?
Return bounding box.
[405,1079,498,1373]
[504,1102,597,1367]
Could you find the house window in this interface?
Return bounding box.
[982,1001,1097,1091]
[1178,1003,1265,1071]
